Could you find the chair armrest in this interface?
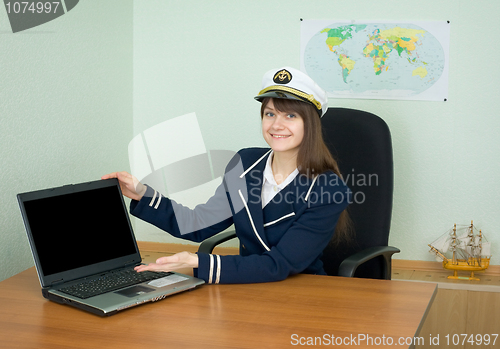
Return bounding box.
[337,246,400,280]
[197,230,237,254]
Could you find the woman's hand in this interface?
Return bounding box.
[101,171,146,201]
[134,252,199,273]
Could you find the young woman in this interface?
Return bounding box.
[102,67,351,284]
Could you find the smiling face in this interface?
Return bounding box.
[261,99,304,157]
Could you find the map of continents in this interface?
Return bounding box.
[303,23,446,99]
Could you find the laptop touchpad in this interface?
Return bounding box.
[115,285,155,298]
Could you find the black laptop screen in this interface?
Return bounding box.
[22,184,137,277]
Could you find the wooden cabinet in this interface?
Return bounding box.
[392,261,500,349]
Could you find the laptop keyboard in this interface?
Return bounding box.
[59,269,172,299]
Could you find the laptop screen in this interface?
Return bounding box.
[18,179,140,286]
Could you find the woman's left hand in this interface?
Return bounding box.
[134,251,199,273]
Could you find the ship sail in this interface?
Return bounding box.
[482,242,491,257]
[430,233,451,252]
[456,231,469,250]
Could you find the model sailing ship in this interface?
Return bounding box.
[428,221,491,280]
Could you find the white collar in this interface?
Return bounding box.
[261,151,299,207]
[263,151,299,187]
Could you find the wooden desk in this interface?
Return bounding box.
[0,267,436,349]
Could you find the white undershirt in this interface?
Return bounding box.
[261,151,299,208]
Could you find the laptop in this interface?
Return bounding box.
[17,178,204,316]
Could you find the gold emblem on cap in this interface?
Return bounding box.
[273,69,292,84]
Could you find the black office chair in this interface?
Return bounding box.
[320,107,399,279]
[198,108,399,280]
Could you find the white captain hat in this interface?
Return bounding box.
[254,66,328,117]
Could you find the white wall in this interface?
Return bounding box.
[132,0,500,264]
[0,1,133,281]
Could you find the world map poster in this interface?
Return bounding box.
[300,20,450,101]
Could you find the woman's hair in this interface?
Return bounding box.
[260,97,353,245]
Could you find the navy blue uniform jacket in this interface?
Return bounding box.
[130,148,350,284]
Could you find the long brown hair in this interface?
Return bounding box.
[260,97,353,245]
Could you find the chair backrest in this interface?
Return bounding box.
[320,108,394,278]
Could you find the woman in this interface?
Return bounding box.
[102,67,351,284]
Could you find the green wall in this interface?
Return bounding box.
[0,1,133,281]
[1,0,498,282]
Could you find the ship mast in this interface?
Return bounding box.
[467,220,474,265]
[478,230,483,265]
[451,224,457,264]
[428,244,448,262]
